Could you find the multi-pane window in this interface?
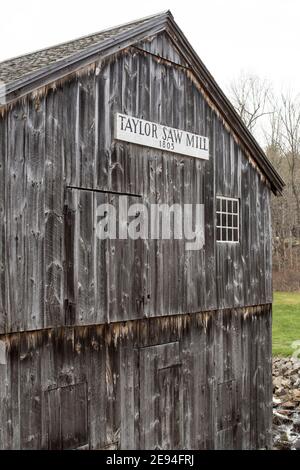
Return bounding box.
[216,196,239,243]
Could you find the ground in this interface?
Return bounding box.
[273,291,300,357]
[271,293,300,449]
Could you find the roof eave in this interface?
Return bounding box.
[0,11,172,105]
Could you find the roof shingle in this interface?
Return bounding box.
[0,12,165,85]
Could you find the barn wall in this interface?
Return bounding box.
[0,305,272,450]
[0,33,272,334]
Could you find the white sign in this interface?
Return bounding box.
[115,113,209,160]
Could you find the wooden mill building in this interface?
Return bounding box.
[0,11,284,449]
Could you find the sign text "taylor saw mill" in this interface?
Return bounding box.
[115,113,209,160]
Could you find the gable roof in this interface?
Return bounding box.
[0,12,165,85]
[0,10,284,195]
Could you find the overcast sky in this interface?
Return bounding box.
[0,0,299,95]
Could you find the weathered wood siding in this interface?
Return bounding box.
[0,306,272,450]
[0,33,272,333]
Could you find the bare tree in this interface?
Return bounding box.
[229,73,274,138]
[229,73,300,290]
[278,94,300,225]
[265,104,283,167]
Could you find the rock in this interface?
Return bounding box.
[275,439,291,450]
[291,389,300,401]
[276,388,287,397]
[294,439,300,450]
[281,401,295,409]
[284,361,292,371]
[277,409,293,416]
[293,420,300,433]
[273,397,282,406]
[281,378,290,388]
[273,376,282,387]
[272,357,300,448]
[273,413,293,426]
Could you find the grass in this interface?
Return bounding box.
[272,291,300,357]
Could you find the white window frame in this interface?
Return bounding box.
[216,196,239,244]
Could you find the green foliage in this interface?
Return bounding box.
[273,291,300,356]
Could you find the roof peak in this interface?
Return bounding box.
[0,11,171,68]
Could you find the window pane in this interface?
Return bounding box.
[216,197,239,243]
